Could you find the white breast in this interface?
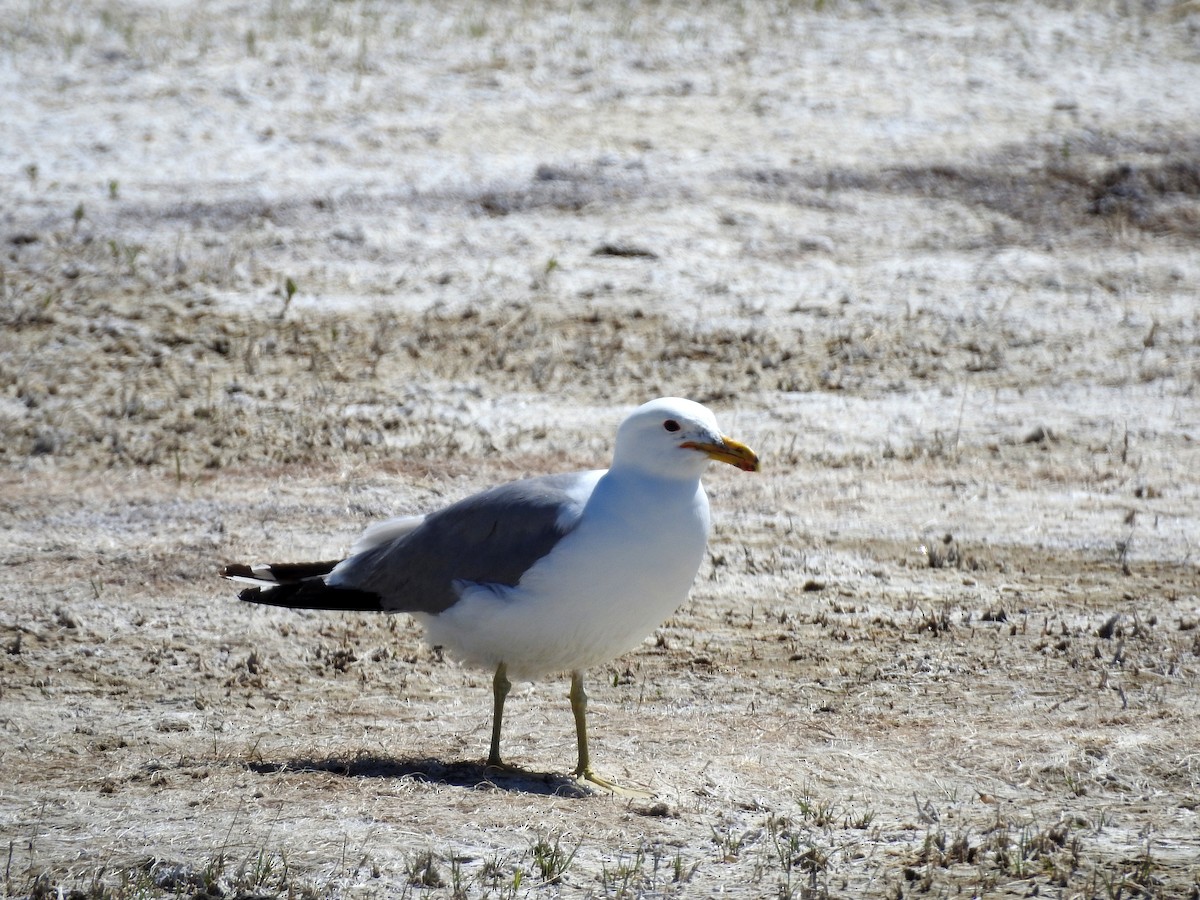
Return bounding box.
[418,471,711,680]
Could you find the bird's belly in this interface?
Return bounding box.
[417,512,707,680]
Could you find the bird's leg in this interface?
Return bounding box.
[569,670,592,780]
[569,671,651,796]
[488,662,511,768]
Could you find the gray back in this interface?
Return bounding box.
[334,471,595,615]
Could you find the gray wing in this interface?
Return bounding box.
[326,470,599,615]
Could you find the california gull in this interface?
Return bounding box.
[222,397,759,791]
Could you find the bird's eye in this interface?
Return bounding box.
[663,419,681,432]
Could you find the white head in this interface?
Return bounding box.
[610,397,759,480]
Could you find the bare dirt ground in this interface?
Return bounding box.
[3,1,1200,897]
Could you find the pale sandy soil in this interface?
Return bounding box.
[3,2,1200,898]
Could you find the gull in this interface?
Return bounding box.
[222,397,759,791]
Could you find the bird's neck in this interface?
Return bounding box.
[592,465,707,519]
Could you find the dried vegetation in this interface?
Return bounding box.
[3,1,1200,898]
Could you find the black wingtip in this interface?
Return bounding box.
[238,580,384,613]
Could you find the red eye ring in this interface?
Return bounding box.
[663,419,681,432]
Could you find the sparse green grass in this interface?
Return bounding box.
[528,831,578,886]
[4,849,323,900]
[710,820,753,862]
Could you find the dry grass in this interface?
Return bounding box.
[4,1,1200,898]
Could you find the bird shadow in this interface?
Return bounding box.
[246,754,595,798]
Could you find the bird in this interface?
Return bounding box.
[221,397,759,792]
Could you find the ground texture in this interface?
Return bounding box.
[3,1,1200,897]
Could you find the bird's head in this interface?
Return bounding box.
[611,397,759,479]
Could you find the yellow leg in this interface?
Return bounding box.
[569,670,592,779]
[488,662,511,768]
[569,670,651,796]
